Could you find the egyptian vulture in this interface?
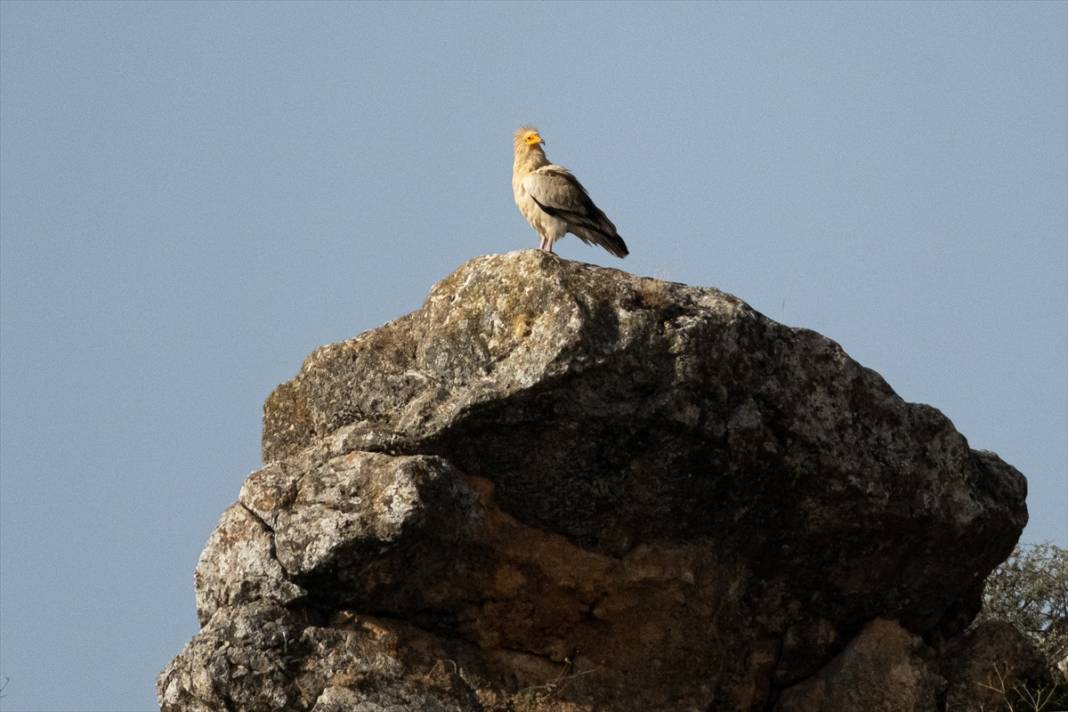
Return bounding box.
[512,126,628,258]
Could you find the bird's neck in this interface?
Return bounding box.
[514,147,550,175]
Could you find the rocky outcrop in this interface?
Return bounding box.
[160,251,1031,711]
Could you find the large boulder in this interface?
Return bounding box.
[161,251,1028,711]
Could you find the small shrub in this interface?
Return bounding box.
[975,542,1068,709]
[977,661,1063,711]
[978,542,1068,672]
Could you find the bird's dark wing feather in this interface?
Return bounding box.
[523,166,629,257]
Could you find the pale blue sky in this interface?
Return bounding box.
[1,2,1065,710]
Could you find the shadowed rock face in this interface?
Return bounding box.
[160,251,1029,711]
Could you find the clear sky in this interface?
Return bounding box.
[1,2,1065,710]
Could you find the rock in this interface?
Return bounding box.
[237,451,482,614]
[157,602,308,712]
[161,251,1029,711]
[193,502,305,625]
[941,621,1054,711]
[774,618,944,712]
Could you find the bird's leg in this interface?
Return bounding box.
[538,235,547,251]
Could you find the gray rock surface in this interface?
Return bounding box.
[160,250,1030,711]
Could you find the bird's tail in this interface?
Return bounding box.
[573,226,629,258]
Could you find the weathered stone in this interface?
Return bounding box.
[157,603,309,711]
[194,502,305,625]
[775,618,945,712]
[161,250,1029,711]
[237,451,482,613]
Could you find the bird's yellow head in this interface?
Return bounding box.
[515,126,544,150]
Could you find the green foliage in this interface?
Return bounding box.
[978,542,1068,672]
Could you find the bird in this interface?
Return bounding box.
[512,126,628,258]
